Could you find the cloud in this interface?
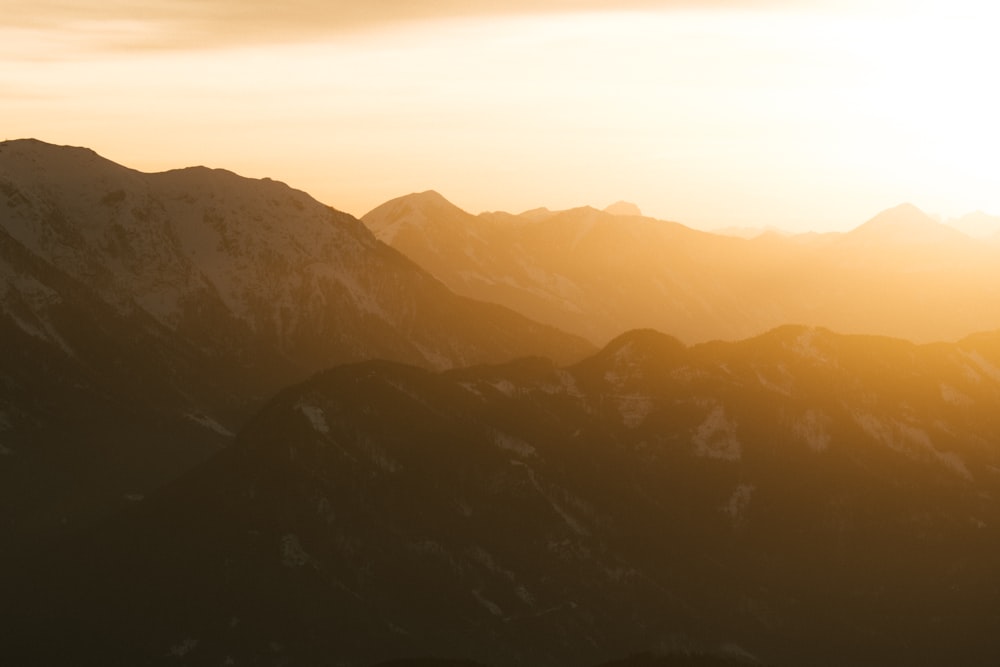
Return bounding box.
[8,0,797,51]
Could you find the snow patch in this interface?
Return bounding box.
[852,411,972,479]
[185,412,234,437]
[297,403,329,434]
[169,639,199,657]
[604,340,645,389]
[472,589,504,617]
[723,484,755,523]
[281,533,311,568]
[793,409,831,453]
[935,450,973,480]
[457,381,484,398]
[469,547,516,582]
[962,350,1000,384]
[512,460,588,535]
[670,365,709,383]
[489,379,517,397]
[693,405,741,461]
[754,364,793,396]
[357,433,401,473]
[940,383,973,407]
[516,585,535,606]
[493,430,536,458]
[557,370,585,397]
[616,393,654,428]
[788,329,830,364]
[411,342,452,371]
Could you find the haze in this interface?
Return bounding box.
[3,0,997,232]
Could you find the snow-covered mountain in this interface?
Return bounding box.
[0,139,592,553]
[11,326,1000,665]
[1,140,590,378]
[363,194,1000,346]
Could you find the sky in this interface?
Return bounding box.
[2,0,998,232]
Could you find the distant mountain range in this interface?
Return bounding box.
[947,211,1000,239]
[363,193,1000,346]
[0,139,591,554]
[9,326,1000,665]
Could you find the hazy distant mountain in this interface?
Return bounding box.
[603,201,643,216]
[364,194,1000,346]
[364,191,754,345]
[708,225,781,239]
[845,202,967,245]
[947,210,1000,239]
[11,326,1000,666]
[0,140,591,553]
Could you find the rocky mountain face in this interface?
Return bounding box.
[0,140,592,554]
[11,326,1000,666]
[363,193,1000,346]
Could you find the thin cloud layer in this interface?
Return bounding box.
[8,0,795,50]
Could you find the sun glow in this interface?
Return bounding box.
[2,3,997,231]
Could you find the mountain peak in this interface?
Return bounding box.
[579,329,686,374]
[1,137,93,153]
[406,189,452,205]
[362,190,472,242]
[386,189,464,213]
[849,202,965,243]
[865,202,931,227]
[603,201,643,217]
[0,138,117,175]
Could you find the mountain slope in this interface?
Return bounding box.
[364,193,1000,346]
[0,139,592,554]
[10,327,1000,666]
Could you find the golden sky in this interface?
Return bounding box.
[2,0,998,231]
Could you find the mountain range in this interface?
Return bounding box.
[8,326,1000,665]
[0,139,591,554]
[4,139,1000,666]
[363,193,1000,346]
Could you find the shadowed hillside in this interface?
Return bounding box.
[8,326,1000,666]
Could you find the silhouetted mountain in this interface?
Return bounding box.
[0,140,592,555]
[363,194,1000,346]
[10,326,1000,666]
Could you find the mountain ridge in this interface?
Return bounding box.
[8,324,1000,666]
[363,192,1000,346]
[0,138,593,556]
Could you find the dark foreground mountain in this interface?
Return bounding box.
[8,326,1000,666]
[0,140,591,555]
[363,193,1000,346]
